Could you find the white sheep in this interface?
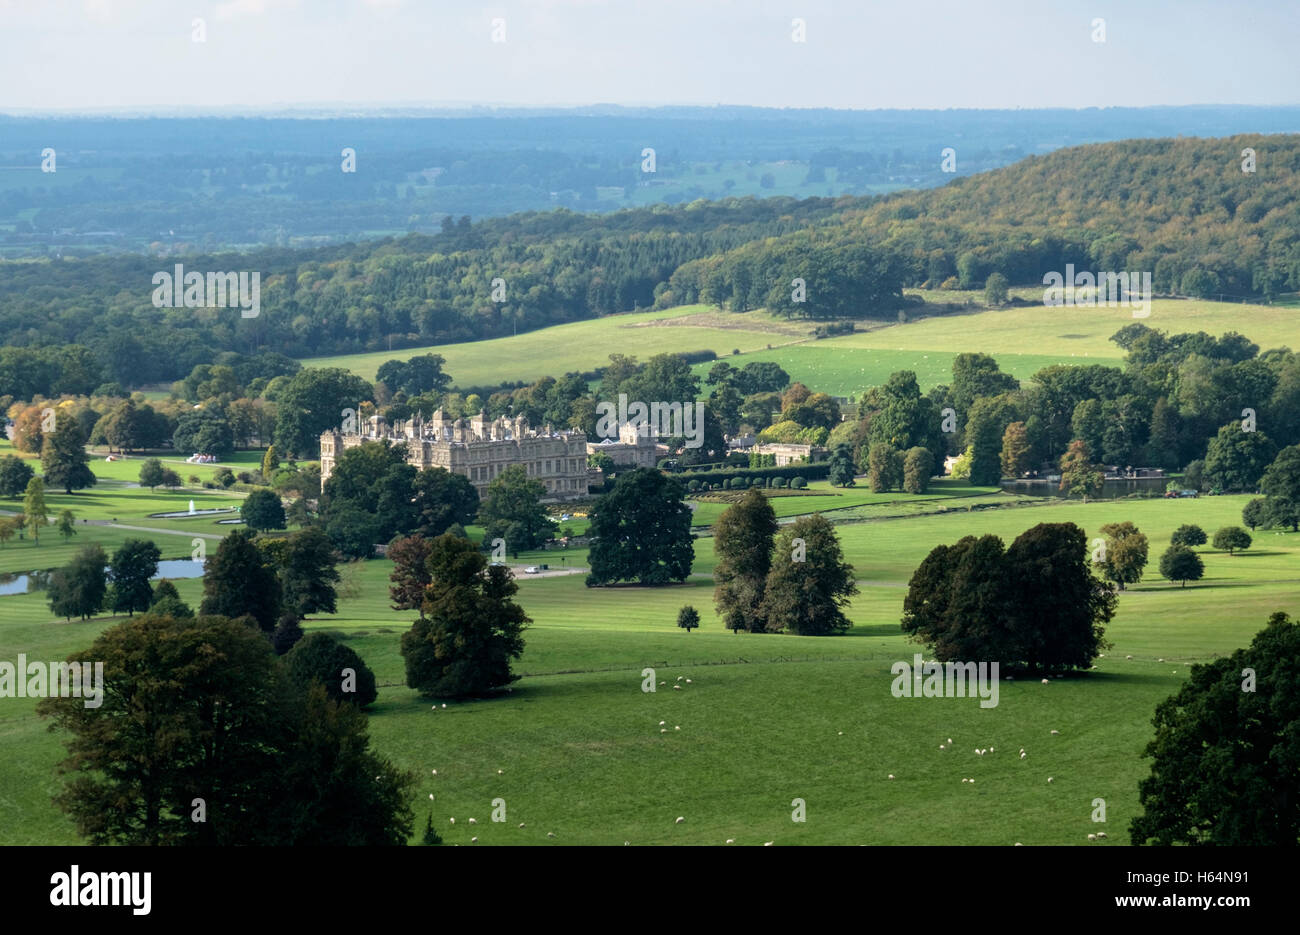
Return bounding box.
[1041,678,1050,684]
[1087,834,1096,841]
[518,823,526,828]
[547,832,556,838]
[887,774,895,779]
[471,837,478,843]
[673,685,682,691]
[1047,777,1053,783]
[763,841,774,846]
[468,818,477,825]
[686,679,692,683]
[497,769,504,774]
[675,816,685,824]
[675,725,680,730]
[1097,832,1107,839]
[726,838,735,844]
[1050,730,1059,735]
[449,817,455,824]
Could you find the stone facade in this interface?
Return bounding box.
[320,410,590,502]
[585,420,665,468]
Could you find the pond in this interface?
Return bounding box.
[0,558,206,597]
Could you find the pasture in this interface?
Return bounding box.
[1,473,1293,845]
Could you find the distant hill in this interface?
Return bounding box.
[2,132,1298,396]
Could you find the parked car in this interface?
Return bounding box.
[524,566,540,574]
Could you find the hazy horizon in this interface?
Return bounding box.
[3,0,1297,113]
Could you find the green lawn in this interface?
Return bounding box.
[2,484,1292,845]
[303,305,812,386]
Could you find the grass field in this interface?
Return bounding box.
[2,458,1293,844]
[302,297,1290,401]
[303,305,814,386]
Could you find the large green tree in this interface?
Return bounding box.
[285,632,377,707]
[108,538,162,616]
[401,533,529,698]
[279,526,340,618]
[1059,439,1104,499]
[903,522,1116,671]
[37,613,413,845]
[47,544,108,621]
[1158,543,1204,588]
[273,367,373,459]
[761,515,858,635]
[586,468,695,586]
[1131,612,1300,845]
[1203,422,1277,491]
[241,488,287,533]
[712,487,778,633]
[412,466,479,538]
[477,464,554,551]
[1095,521,1149,591]
[41,412,96,494]
[0,454,34,498]
[199,529,281,631]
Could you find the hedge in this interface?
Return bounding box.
[678,462,830,486]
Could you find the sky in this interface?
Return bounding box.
[1,0,1297,113]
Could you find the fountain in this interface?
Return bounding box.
[188,500,196,515]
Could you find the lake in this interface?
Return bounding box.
[0,558,206,598]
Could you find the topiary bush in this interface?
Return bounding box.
[791,476,807,489]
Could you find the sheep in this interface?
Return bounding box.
[449,817,455,824]
[725,838,735,844]
[940,745,946,750]
[675,816,685,824]
[675,725,680,730]
[428,793,434,801]
[989,747,994,753]
[676,676,683,682]
[1041,678,1050,684]
[547,832,556,838]
[1087,834,1096,841]
[471,837,478,843]
[887,774,895,779]
[659,720,665,726]
[672,685,682,691]
[518,823,525,828]
[1097,832,1107,839]
[1014,842,1023,846]
[686,679,692,683]
[1050,730,1059,735]
[1157,658,1164,663]
[838,731,844,736]
[431,769,438,775]
[442,703,447,708]
[497,769,504,774]
[763,841,774,846]
[1019,752,1027,759]
[948,738,953,744]
[1047,777,1053,783]
[961,778,969,783]
[468,818,477,825]
[661,728,667,733]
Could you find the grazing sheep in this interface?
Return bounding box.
[676,676,683,682]
[1050,730,1059,735]
[428,794,434,800]
[1097,832,1107,839]
[948,738,953,744]
[940,745,945,750]
[1087,834,1096,841]
[674,725,680,730]
[431,769,438,775]
[1157,658,1164,663]
[1041,678,1050,684]
[685,679,692,683]
[547,832,556,838]
[519,823,526,828]
[1020,752,1027,759]
[763,841,774,846]
[1014,842,1023,846]
[442,703,447,708]
[449,817,455,824]
[497,769,504,774]
[675,816,685,824]
[1047,777,1053,783]
[726,838,735,844]
[989,747,994,753]
[659,720,665,726]
[661,728,667,733]
[471,837,478,843]
[838,731,844,736]
[468,818,477,825]
[673,685,682,691]
[887,774,895,779]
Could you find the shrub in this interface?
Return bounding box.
[791,476,807,489]
[284,632,378,707]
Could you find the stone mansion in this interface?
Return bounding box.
[320,410,591,502]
